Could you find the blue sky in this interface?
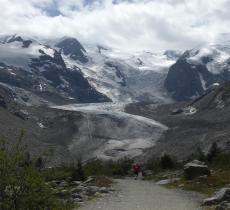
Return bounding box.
[0,0,230,52]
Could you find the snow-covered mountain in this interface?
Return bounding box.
[63,43,179,103]
[0,35,110,105]
[0,34,179,105]
[165,43,230,101]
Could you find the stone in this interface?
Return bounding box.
[156,178,180,185]
[143,170,153,176]
[59,181,68,187]
[99,187,109,194]
[85,186,99,196]
[72,193,83,200]
[203,188,230,206]
[184,160,211,180]
[215,202,230,210]
[84,176,96,185]
[0,96,7,108]
[179,184,185,188]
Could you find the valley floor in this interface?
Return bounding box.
[78,178,204,210]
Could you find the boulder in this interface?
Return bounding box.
[184,160,210,179]
[143,170,153,176]
[84,176,96,185]
[99,187,110,194]
[85,186,99,196]
[215,202,230,210]
[203,188,230,206]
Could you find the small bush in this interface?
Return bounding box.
[211,152,230,170]
[160,154,174,169]
[83,157,133,177]
[206,142,219,163]
[71,160,86,181]
[95,176,113,188]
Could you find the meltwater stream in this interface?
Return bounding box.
[52,102,167,160]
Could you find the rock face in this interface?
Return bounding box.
[203,188,230,206]
[184,160,210,180]
[165,45,230,101]
[215,202,230,210]
[56,37,88,63]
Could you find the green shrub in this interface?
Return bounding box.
[83,157,133,177]
[42,167,73,182]
[160,154,174,169]
[71,160,86,181]
[206,142,219,163]
[0,136,73,210]
[211,152,230,170]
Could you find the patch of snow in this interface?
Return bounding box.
[187,44,230,75]
[37,122,46,129]
[183,106,197,115]
[39,84,43,91]
[198,72,207,90]
[0,41,55,71]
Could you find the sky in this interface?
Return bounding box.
[0,0,230,52]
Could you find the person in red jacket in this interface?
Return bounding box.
[132,163,141,179]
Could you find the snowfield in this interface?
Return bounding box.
[62,44,178,103]
[187,44,230,75]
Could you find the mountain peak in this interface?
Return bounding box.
[56,37,88,63]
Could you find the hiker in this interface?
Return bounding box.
[133,163,141,179]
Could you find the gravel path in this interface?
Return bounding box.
[79,179,204,210]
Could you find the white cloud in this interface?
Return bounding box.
[0,0,230,52]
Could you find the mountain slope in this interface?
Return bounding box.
[63,44,179,103]
[165,44,230,101]
[0,35,110,105]
[125,82,230,160]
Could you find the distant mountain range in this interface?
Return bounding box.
[1,34,230,105]
[0,34,178,105]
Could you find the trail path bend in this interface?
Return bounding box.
[78,179,204,210]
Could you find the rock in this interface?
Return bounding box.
[72,193,83,200]
[0,96,7,108]
[143,170,153,176]
[184,160,210,180]
[73,185,86,193]
[14,109,29,120]
[179,184,185,188]
[203,188,230,206]
[58,189,68,196]
[99,187,109,194]
[95,192,102,197]
[84,176,96,185]
[215,202,230,210]
[70,181,82,186]
[59,181,68,187]
[85,186,99,196]
[156,178,180,185]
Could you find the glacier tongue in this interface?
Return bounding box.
[53,102,167,160]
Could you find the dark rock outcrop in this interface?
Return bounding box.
[203,188,230,206]
[165,48,230,101]
[184,160,210,180]
[56,37,88,63]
